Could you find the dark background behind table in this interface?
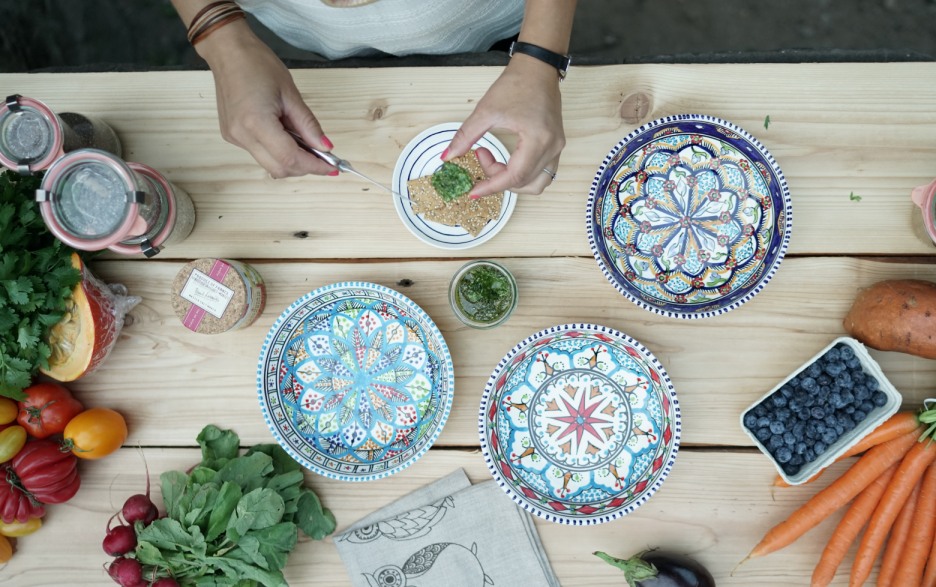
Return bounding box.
[0,0,934,73]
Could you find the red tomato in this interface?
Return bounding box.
[10,439,80,504]
[16,382,84,439]
[63,408,127,460]
[0,475,45,524]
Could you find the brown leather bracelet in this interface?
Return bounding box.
[191,12,246,46]
[186,1,234,38]
[187,1,243,45]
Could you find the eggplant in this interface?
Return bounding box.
[595,550,716,587]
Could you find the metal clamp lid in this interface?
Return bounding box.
[4,95,22,112]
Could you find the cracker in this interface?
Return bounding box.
[404,150,505,235]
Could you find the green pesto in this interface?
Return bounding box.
[454,265,514,324]
[431,162,474,202]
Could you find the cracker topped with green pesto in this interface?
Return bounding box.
[406,150,503,237]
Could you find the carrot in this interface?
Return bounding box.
[773,412,921,487]
[849,440,936,587]
[924,522,936,587]
[877,476,922,587]
[809,463,898,587]
[745,429,919,562]
[890,460,936,587]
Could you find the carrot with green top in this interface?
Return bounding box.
[876,476,922,587]
[849,438,936,587]
[743,429,920,563]
[809,463,897,587]
[773,411,921,488]
[890,460,936,587]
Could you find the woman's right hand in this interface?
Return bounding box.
[196,21,336,178]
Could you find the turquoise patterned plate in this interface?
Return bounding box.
[587,114,793,319]
[479,324,680,524]
[257,282,454,482]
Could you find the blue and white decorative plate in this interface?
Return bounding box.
[587,114,793,319]
[257,282,454,482]
[479,323,680,525]
[393,122,516,249]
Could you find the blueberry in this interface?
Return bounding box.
[743,412,758,429]
[805,421,819,438]
[841,391,855,405]
[829,392,845,409]
[790,454,804,466]
[854,385,870,401]
[839,345,855,360]
[771,393,787,408]
[753,404,768,417]
[780,384,795,398]
[756,427,771,441]
[806,362,822,378]
[866,378,880,392]
[776,447,793,463]
[825,347,842,362]
[853,409,867,422]
[789,375,802,388]
[846,357,861,369]
[777,408,793,422]
[801,377,818,392]
[783,431,796,446]
[860,401,875,414]
[795,441,808,455]
[852,370,866,384]
[814,441,828,455]
[845,405,856,414]
[805,448,816,462]
[872,391,887,407]
[811,406,826,420]
[757,416,771,428]
[769,434,784,449]
[836,372,853,388]
[784,463,802,475]
[793,422,806,438]
[835,424,845,435]
[770,421,786,435]
[822,429,838,445]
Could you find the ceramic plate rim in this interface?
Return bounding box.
[256,281,455,482]
[585,113,793,320]
[393,122,516,250]
[477,322,681,525]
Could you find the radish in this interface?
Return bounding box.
[103,524,137,556]
[122,455,159,525]
[106,557,143,586]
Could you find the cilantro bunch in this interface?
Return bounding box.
[131,425,336,587]
[0,170,80,400]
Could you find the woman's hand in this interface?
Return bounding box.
[197,22,336,178]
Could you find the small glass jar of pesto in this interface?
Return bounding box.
[449,260,518,329]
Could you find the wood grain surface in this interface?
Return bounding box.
[1,64,935,586]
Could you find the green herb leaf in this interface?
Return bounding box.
[295,490,337,540]
[850,191,862,202]
[0,170,81,400]
[161,470,189,521]
[764,115,771,130]
[206,482,243,543]
[198,424,242,468]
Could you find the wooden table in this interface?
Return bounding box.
[2,63,935,586]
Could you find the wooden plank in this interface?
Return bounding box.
[66,256,936,449]
[0,448,872,587]
[3,65,935,259]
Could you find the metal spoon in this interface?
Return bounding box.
[287,130,405,199]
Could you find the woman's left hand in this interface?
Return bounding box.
[444,56,565,198]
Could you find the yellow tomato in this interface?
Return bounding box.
[0,517,41,537]
[0,398,17,425]
[0,426,26,464]
[63,408,127,460]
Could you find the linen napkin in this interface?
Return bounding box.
[334,469,559,587]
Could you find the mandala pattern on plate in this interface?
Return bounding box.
[588,114,792,319]
[479,324,680,524]
[258,283,454,482]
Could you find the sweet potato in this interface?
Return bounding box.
[843,279,936,358]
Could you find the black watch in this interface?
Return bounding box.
[508,41,572,81]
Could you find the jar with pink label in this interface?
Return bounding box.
[912,178,936,246]
[0,94,121,174]
[36,149,196,257]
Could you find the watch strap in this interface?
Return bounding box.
[508,41,571,81]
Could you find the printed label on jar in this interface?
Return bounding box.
[180,268,235,319]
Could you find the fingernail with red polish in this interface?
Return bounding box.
[328,169,339,176]
[469,193,480,200]
[321,135,334,150]
[440,148,449,160]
